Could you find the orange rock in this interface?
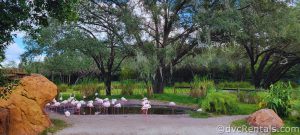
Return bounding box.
[0,74,57,135]
[247,109,284,129]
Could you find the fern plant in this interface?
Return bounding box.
[263,82,292,117]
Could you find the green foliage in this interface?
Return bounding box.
[190,76,215,98]
[74,79,100,97]
[230,119,250,130]
[262,82,292,117]
[174,82,191,87]
[201,92,239,114]
[235,103,259,115]
[217,81,254,89]
[290,100,300,121]
[153,93,198,106]
[237,91,266,104]
[120,80,136,96]
[188,111,210,118]
[0,80,19,100]
[40,119,69,135]
[57,84,69,92]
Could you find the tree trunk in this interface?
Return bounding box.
[152,68,164,94]
[104,73,112,96]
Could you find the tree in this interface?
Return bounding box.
[119,0,241,93]
[236,0,300,88]
[0,0,78,62]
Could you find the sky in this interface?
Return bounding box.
[2,35,26,67]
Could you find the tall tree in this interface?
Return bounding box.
[236,0,300,88]
[120,0,239,93]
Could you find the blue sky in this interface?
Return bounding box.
[2,34,26,66]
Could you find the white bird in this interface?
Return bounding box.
[87,101,94,107]
[104,98,109,101]
[59,96,63,101]
[76,103,82,109]
[111,99,117,104]
[79,100,86,105]
[64,111,71,117]
[95,98,103,104]
[121,97,127,102]
[53,102,60,106]
[95,92,98,96]
[52,99,57,103]
[197,108,203,112]
[61,100,68,104]
[103,101,111,108]
[141,100,150,106]
[169,102,176,106]
[114,103,121,108]
[83,95,86,99]
[71,100,77,105]
[142,97,148,101]
[141,103,151,110]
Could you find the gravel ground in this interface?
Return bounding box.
[48,111,258,135]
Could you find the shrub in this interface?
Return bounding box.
[201,92,239,114]
[74,83,99,97]
[174,82,191,87]
[120,80,135,96]
[290,100,300,121]
[261,82,292,117]
[237,91,266,104]
[57,84,69,92]
[190,76,215,98]
[217,81,254,89]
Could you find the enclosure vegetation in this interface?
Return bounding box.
[0,0,300,132]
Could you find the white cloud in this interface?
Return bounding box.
[2,42,25,67]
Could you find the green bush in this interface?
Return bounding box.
[217,81,254,89]
[290,100,300,121]
[74,83,99,96]
[262,82,292,117]
[237,91,266,104]
[201,92,239,114]
[174,82,191,87]
[57,84,69,92]
[120,80,135,96]
[190,76,215,98]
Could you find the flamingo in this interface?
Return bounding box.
[141,103,151,117]
[197,108,203,112]
[111,99,117,105]
[121,97,127,102]
[142,100,150,106]
[169,102,176,114]
[87,101,94,115]
[64,111,71,117]
[76,103,82,115]
[103,101,111,114]
[114,103,122,114]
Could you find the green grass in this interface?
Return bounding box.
[234,103,259,115]
[152,93,199,106]
[40,119,69,135]
[230,119,250,129]
[188,111,210,118]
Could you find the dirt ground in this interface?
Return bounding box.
[48,111,257,135]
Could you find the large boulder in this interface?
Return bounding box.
[247,109,284,129]
[0,74,57,135]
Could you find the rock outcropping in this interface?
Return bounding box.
[247,109,284,129]
[0,74,57,135]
